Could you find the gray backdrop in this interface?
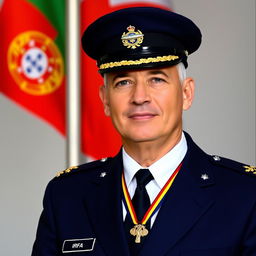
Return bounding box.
[0,0,255,255]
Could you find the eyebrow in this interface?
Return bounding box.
[111,73,130,82]
[146,70,169,77]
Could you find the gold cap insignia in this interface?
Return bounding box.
[121,25,144,49]
[243,165,256,175]
[56,166,78,177]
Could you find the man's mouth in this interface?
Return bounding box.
[128,112,157,120]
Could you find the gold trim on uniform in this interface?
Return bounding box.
[56,166,78,177]
[99,55,179,70]
[244,165,256,175]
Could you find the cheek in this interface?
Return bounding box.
[158,89,183,115]
[108,95,125,119]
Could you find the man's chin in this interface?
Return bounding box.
[122,133,158,144]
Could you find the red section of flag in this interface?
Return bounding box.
[81,0,169,160]
[0,0,66,135]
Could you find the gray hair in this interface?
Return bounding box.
[177,62,186,84]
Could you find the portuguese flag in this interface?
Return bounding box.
[0,0,66,135]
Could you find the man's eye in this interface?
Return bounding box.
[151,77,165,83]
[115,80,132,87]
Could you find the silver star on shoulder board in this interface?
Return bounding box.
[201,174,209,180]
[100,172,107,178]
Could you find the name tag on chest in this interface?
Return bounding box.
[62,238,96,253]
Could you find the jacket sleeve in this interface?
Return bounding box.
[31,180,58,256]
[243,201,256,255]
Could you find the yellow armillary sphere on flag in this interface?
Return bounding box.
[7,31,64,96]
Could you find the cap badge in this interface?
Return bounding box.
[121,25,144,49]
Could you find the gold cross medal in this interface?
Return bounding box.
[121,164,182,243]
[130,224,148,243]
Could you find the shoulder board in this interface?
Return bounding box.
[55,157,111,178]
[210,155,256,177]
[56,166,79,177]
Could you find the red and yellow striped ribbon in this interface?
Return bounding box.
[122,163,182,225]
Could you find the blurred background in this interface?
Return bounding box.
[0,0,255,255]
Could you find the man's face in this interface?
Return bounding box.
[100,65,194,146]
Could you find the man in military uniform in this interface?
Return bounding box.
[32,7,256,256]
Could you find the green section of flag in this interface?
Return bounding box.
[28,0,65,59]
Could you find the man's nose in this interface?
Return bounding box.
[130,80,151,105]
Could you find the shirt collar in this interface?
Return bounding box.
[123,132,187,189]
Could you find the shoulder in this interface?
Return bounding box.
[54,157,112,179]
[44,157,114,196]
[185,131,256,180]
[209,154,256,178]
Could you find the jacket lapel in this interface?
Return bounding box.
[83,151,130,256]
[140,133,216,256]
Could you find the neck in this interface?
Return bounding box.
[123,129,183,167]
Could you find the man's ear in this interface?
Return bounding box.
[99,85,111,116]
[182,77,195,110]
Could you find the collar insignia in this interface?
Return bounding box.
[121,25,144,49]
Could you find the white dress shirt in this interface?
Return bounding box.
[122,132,188,226]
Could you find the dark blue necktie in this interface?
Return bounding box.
[132,169,154,222]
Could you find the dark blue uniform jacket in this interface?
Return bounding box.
[32,133,256,255]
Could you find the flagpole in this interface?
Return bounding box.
[66,0,81,167]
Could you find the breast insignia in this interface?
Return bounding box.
[243,165,256,175]
[56,166,78,177]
